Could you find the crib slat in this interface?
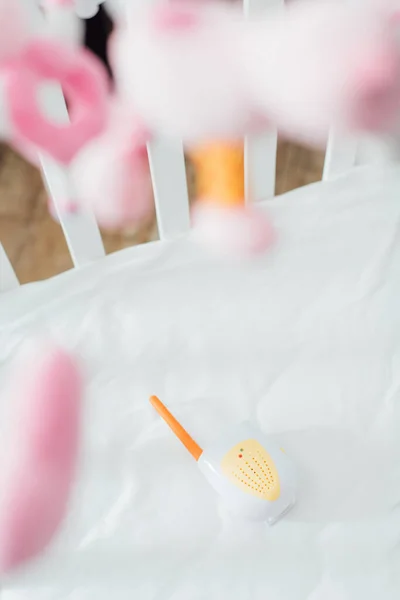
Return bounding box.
[0,244,20,292]
[147,139,190,240]
[38,85,105,267]
[41,156,106,268]
[243,0,283,202]
[244,133,277,202]
[20,0,105,268]
[323,129,358,181]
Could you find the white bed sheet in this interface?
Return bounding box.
[1,165,400,599]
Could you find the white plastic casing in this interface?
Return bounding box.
[198,422,296,524]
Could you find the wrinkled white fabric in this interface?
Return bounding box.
[1,165,400,599]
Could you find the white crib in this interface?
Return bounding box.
[0,0,386,293]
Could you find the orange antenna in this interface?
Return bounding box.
[149,395,203,461]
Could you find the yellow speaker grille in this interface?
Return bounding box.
[221,439,281,501]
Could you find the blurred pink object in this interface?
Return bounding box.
[111,2,251,142]
[5,39,109,164]
[192,203,275,259]
[112,0,400,146]
[0,344,82,574]
[47,198,79,223]
[0,0,30,64]
[70,104,153,228]
[243,0,400,145]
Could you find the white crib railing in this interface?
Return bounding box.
[147,139,190,240]
[243,0,281,203]
[0,243,19,292]
[39,85,106,267]
[323,131,358,182]
[0,0,364,293]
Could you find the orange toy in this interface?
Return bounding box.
[191,141,245,209]
[190,140,274,257]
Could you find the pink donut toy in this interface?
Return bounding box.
[6,39,109,164]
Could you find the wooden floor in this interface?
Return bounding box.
[0,141,325,284]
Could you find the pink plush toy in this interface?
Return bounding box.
[112,0,400,144]
[5,38,110,164]
[243,0,400,145]
[0,0,109,164]
[70,103,153,228]
[110,2,253,143]
[0,343,82,574]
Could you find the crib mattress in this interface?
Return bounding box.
[1,165,400,599]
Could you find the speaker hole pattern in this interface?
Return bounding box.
[230,448,277,497]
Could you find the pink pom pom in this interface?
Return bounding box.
[111,2,252,141]
[47,198,78,223]
[0,344,82,574]
[71,109,153,228]
[349,43,400,132]
[152,3,200,32]
[192,202,275,258]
